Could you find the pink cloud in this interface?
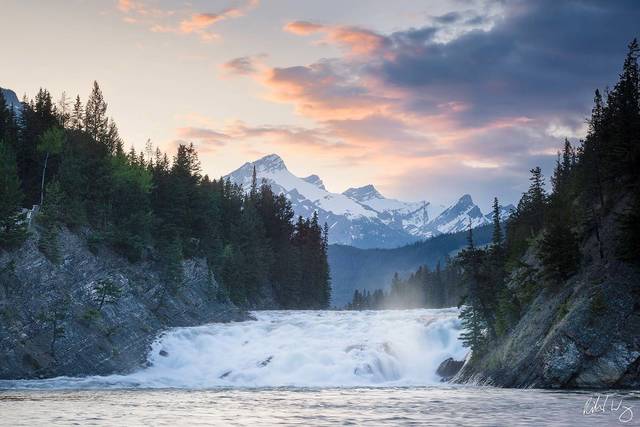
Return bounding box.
[221,55,267,76]
[116,0,259,42]
[180,13,225,33]
[284,21,387,56]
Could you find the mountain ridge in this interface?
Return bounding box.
[225,154,513,248]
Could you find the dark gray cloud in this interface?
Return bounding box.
[375,0,640,126]
[433,11,462,24]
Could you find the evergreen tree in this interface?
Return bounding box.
[458,304,486,355]
[539,222,580,282]
[0,140,27,249]
[84,81,108,144]
[70,96,84,131]
[56,92,71,128]
[491,197,503,248]
[93,278,122,310]
[37,127,65,206]
[38,181,65,263]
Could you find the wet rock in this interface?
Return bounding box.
[219,370,232,379]
[381,342,397,358]
[159,350,169,357]
[436,357,464,381]
[354,364,374,376]
[542,337,582,385]
[258,356,273,367]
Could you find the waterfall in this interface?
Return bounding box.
[2,309,466,389]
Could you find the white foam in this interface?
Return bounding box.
[2,309,466,389]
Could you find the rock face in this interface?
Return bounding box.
[436,357,464,381]
[0,228,247,380]
[455,198,640,389]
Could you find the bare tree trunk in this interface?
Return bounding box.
[40,151,49,206]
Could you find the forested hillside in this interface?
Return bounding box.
[329,224,492,306]
[452,40,640,388]
[0,82,330,309]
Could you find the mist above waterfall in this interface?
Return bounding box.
[1,309,466,389]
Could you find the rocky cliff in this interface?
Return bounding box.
[0,228,247,380]
[454,197,640,389]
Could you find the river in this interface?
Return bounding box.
[1,309,637,425]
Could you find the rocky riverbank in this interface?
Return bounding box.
[453,197,640,389]
[0,228,247,380]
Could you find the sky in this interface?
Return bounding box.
[1,0,639,211]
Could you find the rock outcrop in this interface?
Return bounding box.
[0,228,247,380]
[454,197,640,389]
[436,357,464,381]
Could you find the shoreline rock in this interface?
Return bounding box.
[436,357,464,382]
[0,228,249,380]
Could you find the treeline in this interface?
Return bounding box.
[457,40,640,355]
[0,82,330,309]
[346,259,464,310]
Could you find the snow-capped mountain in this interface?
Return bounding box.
[225,154,512,248]
[1,87,21,115]
[426,194,514,235]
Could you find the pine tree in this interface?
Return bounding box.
[93,278,122,310]
[56,92,71,128]
[70,95,84,131]
[84,81,108,144]
[0,140,27,249]
[38,181,65,263]
[37,127,65,206]
[607,39,640,177]
[250,165,258,201]
[539,222,580,282]
[491,197,503,248]
[458,304,486,355]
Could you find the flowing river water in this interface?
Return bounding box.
[1,309,638,425]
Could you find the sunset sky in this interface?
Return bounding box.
[2,0,639,210]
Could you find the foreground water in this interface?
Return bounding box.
[1,310,638,425]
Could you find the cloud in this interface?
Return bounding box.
[219,0,640,206]
[283,21,323,35]
[221,55,266,76]
[262,59,397,120]
[284,21,389,55]
[117,0,135,13]
[116,0,259,41]
[180,13,225,33]
[176,127,229,145]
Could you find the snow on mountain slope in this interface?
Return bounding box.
[1,87,21,115]
[227,154,377,220]
[427,194,487,235]
[225,154,512,248]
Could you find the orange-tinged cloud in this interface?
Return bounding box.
[117,0,134,13]
[284,21,387,55]
[116,0,259,42]
[180,13,225,33]
[284,21,323,35]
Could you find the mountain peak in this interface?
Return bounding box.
[342,184,383,202]
[1,87,21,115]
[457,194,474,205]
[253,154,287,172]
[302,174,326,190]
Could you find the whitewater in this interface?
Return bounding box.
[3,309,639,426]
[0,309,465,389]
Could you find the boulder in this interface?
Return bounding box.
[437,357,464,381]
